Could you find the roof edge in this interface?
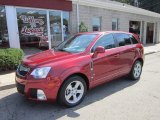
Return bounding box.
[69,0,160,18]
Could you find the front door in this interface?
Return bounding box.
[91,34,120,85]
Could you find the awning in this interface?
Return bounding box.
[0,0,72,11]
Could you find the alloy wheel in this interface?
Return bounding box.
[133,62,142,79]
[65,81,84,104]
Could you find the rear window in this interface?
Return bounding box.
[114,33,131,47]
[130,35,139,44]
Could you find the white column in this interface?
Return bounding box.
[5,6,20,48]
[140,21,143,42]
[47,10,51,49]
[156,22,160,44]
[61,12,64,42]
[143,22,147,45]
[153,23,156,44]
[76,2,80,33]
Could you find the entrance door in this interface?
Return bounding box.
[17,8,49,54]
[146,23,154,44]
[49,11,63,48]
[129,21,141,37]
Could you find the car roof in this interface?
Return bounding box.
[78,31,132,35]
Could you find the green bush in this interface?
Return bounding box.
[0,48,24,71]
[79,22,88,32]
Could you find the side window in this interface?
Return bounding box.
[92,34,115,52]
[130,35,139,44]
[114,33,131,46]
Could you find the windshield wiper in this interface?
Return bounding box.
[57,49,72,53]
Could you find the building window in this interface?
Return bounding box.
[112,18,118,31]
[0,6,9,48]
[63,11,70,40]
[92,17,101,31]
[17,8,48,51]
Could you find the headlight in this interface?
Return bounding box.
[31,67,51,79]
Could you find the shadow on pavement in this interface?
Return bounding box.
[0,77,139,120]
[0,70,15,75]
[0,84,15,91]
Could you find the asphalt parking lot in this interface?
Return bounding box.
[0,52,160,120]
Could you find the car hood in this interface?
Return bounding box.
[22,50,79,67]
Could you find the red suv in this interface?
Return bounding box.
[16,31,144,107]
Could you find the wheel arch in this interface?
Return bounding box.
[57,72,90,102]
[135,57,144,66]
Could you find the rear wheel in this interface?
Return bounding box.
[58,76,87,107]
[130,60,142,80]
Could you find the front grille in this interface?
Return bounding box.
[17,64,30,77]
[16,82,25,94]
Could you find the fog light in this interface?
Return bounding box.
[37,89,47,101]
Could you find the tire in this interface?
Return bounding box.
[58,76,87,107]
[130,60,142,80]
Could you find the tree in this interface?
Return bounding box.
[111,0,133,5]
[113,0,160,13]
[139,0,160,13]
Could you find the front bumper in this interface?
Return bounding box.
[15,76,60,101]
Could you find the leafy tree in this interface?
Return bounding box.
[139,0,160,13]
[113,0,160,13]
[112,0,133,4]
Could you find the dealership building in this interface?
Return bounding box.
[0,0,160,53]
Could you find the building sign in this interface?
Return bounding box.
[20,15,45,36]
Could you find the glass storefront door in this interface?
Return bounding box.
[62,11,70,41]
[0,6,9,48]
[49,11,62,48]
[16,7,70,54]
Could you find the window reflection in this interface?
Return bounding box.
[50,11,62,48]
[0,6,9,48]
[17,8,48,51]
[63,11,70,40]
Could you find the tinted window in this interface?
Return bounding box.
[114,33,131,46]
[92,34,115,52]
[130,35,139,44]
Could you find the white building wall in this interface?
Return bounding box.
[70,3,160,44]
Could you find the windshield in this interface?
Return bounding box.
[55,34,97,53]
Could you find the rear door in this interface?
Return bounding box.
[113,33,136,74]
[91,34,120,85]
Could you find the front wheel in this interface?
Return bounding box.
[130,60,143,80]
[58,76,87,107]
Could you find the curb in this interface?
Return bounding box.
[145,52,156,56]
[144,51,160,56]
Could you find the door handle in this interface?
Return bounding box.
[130,49,136,52]
[114,54,120,57]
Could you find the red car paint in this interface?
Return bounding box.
[15,31,144,101]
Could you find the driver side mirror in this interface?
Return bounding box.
[92,46,105,58]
